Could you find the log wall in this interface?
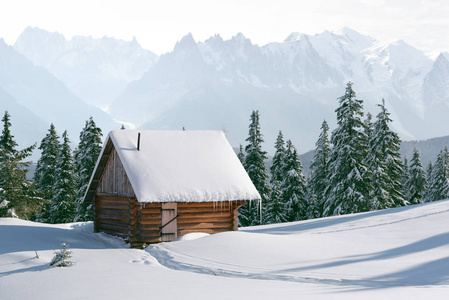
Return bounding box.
[135,203,162,245]
[95,196,134,239]
[95,197,246,248]
[177,201,245,237]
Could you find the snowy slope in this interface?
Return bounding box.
[2,200,449,299]
[14,27,158,108]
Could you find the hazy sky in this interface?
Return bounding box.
[1,0,448,55]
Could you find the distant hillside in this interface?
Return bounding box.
[400,136,449,167]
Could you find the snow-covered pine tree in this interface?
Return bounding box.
[50,242,73,267]
[240,110,270,226]
[264,181,288,224]
[427,146,449,202]
[323,82,371,216]
[401,157,410,199]
[270,131,286,184]
[364,112,373,142]
[405,147,428,205]
[237,144,245,164]
[366,99,405,210]
[306,192,320,219]
[0,111,38,219]
[425,161,433,201]
[280,140,307,221]
[308,120,331,217]
[264,132,288,224]
[74,117,103,221]
[49,131,77,223]
[34,124,61,200]
[427,161,433,185]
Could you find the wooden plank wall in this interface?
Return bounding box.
[177,201,245,236]
[97,147,134,196]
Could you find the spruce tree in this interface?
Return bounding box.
[240,110,270,226]
[74,117,103,221]
[323,82,371,216]
[308,120,331,217]
[0,111,38,219]
[366,99,405,210]
[265,132,288,224]
[280,140,307,221]
[264,181,288,224]
[401,157,410,199]
[427,161,433,182]
[425,161,433,201]
[34,124,61,200]
[270,131,286,184]
[405,148,428,205]
[49,131,76,223]
[427,146,449,202]
[50,242,73,267]
[427,161,433,184]
[364,112,373,142]
[306,192,320,219]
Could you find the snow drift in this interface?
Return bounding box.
[1,200,449,299]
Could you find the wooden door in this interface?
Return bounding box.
[161,203,178,242]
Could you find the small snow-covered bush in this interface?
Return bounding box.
[50,242,73,267]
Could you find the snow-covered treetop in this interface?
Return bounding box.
[97,130,261,203]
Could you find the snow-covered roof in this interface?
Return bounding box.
[91,130,260,203]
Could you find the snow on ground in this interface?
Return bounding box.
[2,200,449,299]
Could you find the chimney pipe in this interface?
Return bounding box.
[137,132,141,151]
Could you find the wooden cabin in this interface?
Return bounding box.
[84,130,260,248]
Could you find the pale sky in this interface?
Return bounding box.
[1,0,448,55]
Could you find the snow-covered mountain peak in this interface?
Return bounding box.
[232,32,248,41]
[338,27,376,51]
[284,32,301,43]
[14,27,68,68]
[203,34,224,48]
[19,26,65,42]
[440,52,449,61]
[283,28,375,54]
[374,39,432,75]
[174,33,197,51]
[434,52,449,65]
[131,35,139,46]
[13,27,158,108]
[340,27,371,40]
[169,33,205,67]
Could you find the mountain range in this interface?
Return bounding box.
[108,28,449,153]
[14,27,158,109]
[0,37,117,160]
[2,26,449,160]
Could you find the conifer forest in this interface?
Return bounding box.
[0,82,448,225]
